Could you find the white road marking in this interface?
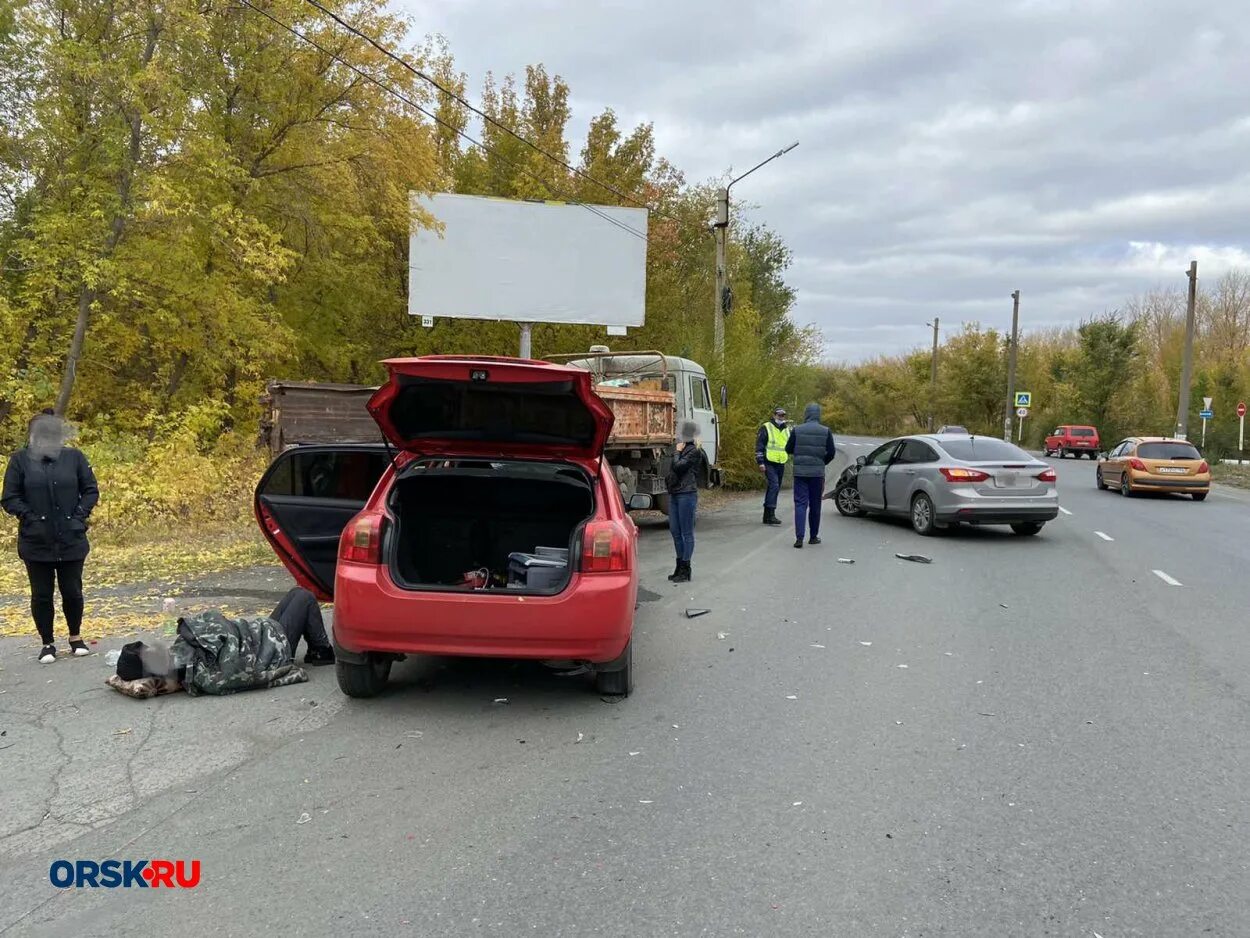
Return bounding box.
[1058,506,1072,516]
[1152,569,1183,587]
[1094,531,1114,541]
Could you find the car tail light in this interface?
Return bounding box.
[1128,458,1147,472]
[939,467,991,483]
[1036,468,1057,482]
[581,521,630,573]
[1198,460,1210,473]
[340,514,383,564]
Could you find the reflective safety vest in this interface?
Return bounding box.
[764,422,791,464]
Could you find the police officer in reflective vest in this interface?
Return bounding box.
[755,407,791,525]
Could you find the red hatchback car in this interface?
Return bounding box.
[254,356,641,699]
[1043,425,1100,459]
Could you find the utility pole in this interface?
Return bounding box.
[519,323,533,359]
[1175,260,1198,439]
[713,189,729,361]
[712,141,799,361]
[927,318,939,431]
[1003,290,1020,442]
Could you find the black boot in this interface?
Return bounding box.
[762,508,771,525]
[672,561,691,583]
[793,538,804,549]
[667,560,682,581]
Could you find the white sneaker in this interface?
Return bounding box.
[39,644,57,664]
[69,639,90,657]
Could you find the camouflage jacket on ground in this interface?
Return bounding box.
[172,611,309,697]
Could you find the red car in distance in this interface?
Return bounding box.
[1044,425,1100,459]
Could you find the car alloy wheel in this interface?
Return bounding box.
[911,493,936,536]
[1120,475,1132,497]
[835,484,865,517]
[1096,469,1104,490]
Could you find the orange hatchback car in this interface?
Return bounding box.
[1096,437,1211,500]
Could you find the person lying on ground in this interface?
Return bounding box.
[270,587,335,665]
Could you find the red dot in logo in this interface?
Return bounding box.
[143,866,155,882]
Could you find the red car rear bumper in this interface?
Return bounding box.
[332,561,636,663]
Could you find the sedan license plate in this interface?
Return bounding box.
[1157,466,1187,474]
[995,471,1022,488]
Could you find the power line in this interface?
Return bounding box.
[299,0,687,228]
[234,0,648,242]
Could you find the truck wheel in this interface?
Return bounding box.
[595,640,633,697]
[654,494,671,516]
[336,654,391,698]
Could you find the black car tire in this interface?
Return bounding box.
[910,493,937,536]
[1193,492,1208,502]
[595,640,633,697]
[1120,475,1133,497]
[336,654,392,698]
[834,483,867,518]
[1096,469,1105,490]
[1011,522,1044,536]
[1087,451,1097,460]
[1059,448,1067,459]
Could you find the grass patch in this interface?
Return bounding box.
[0,525,274,639]
[1212,463,1250,489]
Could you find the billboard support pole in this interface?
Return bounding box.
[519,322,533,359]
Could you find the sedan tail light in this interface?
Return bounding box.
[1198,460,1210,473]
[939,467,991,483]
[1036,468,1057,482]
[1128,458,1147,472]
[581,521,631,573]
[340,513,383,564]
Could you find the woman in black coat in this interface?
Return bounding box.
[1,413,99,662]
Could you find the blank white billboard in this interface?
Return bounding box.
[408,193,648,327]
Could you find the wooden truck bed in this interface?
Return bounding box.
[595,384,675,448]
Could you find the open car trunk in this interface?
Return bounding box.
[388,459,595,593]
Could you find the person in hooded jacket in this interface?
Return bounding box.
[665,420,709,583]
[784,403,836,549]
[1,412,99,662]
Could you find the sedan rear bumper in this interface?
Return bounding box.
[938,506,1060,524]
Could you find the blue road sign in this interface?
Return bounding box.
[1199,410,1214,419]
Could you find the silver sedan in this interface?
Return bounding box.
[832,434,1059,536]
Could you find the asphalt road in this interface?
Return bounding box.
[1,443,1248,936]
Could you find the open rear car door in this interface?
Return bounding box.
[254,444,391,601]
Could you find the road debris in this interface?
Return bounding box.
[809,643,825,649]
[837,558,855,564]
[493,698,509,705]
[629,751,641,756]
[895,721,903,725]
[113,727,132,736]
[897,664,909,669]
[858,641,873,646]
[296,812,311,825]
[977,712,996,717]
[999,603,1009,608]
[895,553,932,563]
[716,632,728,640]
[575,733,585,743]
[405,731,424,739]
[785,695,798,700]
[639,800,654,804]
[685,608,710,619]
[792,801,803,806]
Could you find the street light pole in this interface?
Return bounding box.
[1003,290,1020,442]
[926,318,939,431]
[712,141,799,361]
[1175,260,1198,440]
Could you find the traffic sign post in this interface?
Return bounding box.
[1239,401,1247,453]
[1015,406,1028,441]
[1014,391,1031,408]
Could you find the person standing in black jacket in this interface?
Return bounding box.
[1,413,99,662]
[665,420,709,583]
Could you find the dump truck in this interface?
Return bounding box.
[260,348,720,513]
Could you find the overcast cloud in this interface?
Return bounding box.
[397,0,1250,361]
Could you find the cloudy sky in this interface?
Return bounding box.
[397,0,1250,361]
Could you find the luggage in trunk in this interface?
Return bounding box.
[389,461,594,593]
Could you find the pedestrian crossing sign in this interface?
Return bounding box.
[1014,391,1032,408]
